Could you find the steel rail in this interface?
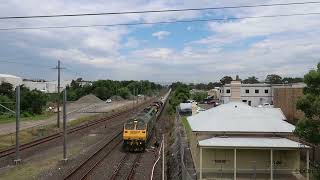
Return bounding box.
[64,131,123,180]
[0,99,153,159]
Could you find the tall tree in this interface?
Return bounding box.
[220,76,233,85]
[294,62,320,144]
[0,82,14,98]
[265,74,282,84]
[242,76,259,84]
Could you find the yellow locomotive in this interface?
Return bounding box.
[123,101,163,151]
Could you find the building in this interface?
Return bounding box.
[220,81,304,107]
[273,87,305,124]
[187,102,310,179]
[0,74,23,87]
[207,87,221,100]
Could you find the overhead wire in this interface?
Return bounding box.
[0,1,319,20]
[1,12,320,31]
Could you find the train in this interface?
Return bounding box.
[122,99,164,152]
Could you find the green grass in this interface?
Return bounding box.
[0,112,55,124]
[181,116,192,142]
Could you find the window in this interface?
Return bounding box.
[255,89,259,93]
[245,89,249,93]
[226,89,230,93]
[265,89,269,93]
[242,100,247,102]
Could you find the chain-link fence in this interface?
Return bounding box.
[175,110,197,180]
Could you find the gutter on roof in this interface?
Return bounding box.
[197,145,310,150]
[192,131,293,135]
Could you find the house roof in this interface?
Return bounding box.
[187,102,295,133]
[199,137,309,149]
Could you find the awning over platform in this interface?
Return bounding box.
[199,137,309,149]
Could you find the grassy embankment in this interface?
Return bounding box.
[0,112,55,124]
[181,116,192,142]
[0,112,114,150]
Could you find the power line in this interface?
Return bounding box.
[0,1,320,20]
[1,12,320,31]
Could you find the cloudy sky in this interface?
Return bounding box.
[0,0,319,83]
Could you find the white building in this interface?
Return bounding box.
[23,80,71,93]
[0,74,23,87]
[187,102,310,179]
[220,81,300,107]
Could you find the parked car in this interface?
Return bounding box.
[106,99,112,103]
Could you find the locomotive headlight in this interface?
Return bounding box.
[142,131,146,133]
[124,131,128,133]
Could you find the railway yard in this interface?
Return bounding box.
[0,90,171,180]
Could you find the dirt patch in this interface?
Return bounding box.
[75,94,103,104]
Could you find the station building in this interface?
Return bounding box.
[187,102,310,180]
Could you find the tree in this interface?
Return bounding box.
[220,76,233,85]
[242,76,259,84]
[192,91,208,102]
[93,87,112,100]
[118,87,131,99]
[282,77,303,84]
[294,62,320,144]
[0,82,14,98]
[0,95,13,113]
[21,89,48,114]
[265,74,282,84]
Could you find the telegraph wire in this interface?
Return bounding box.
[1,12,320,31]
[0,1,320,20]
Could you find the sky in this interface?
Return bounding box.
[0,0,319,83]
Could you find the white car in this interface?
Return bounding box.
[106,99,112,103]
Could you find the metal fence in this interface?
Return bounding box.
[176,110,197,180]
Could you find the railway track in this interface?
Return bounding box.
[110,153,142,180]
[0,99,153,159]
[64,131,123,180]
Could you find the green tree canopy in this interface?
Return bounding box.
[265,74,282,84]
[0,82,14,98]
[294,62,320,144]
[242,76,259,84]
[220,76,233,85]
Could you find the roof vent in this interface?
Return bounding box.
[235,105,237,108]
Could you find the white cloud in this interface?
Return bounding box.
[152,31,171,40]
[1,0,320,82]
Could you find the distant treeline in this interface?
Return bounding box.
[172,74,304,91]
[66,78,162,101]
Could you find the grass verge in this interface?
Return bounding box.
[0,112,55,124]
[181,116,192,142]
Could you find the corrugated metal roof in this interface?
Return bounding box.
[187,102,294,133]
[199,137,309,149]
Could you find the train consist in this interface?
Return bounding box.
[122,96,167,152]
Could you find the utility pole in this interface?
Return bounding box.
[63,89,67,162]
[133,88,135,112]
[136,88,138,105]
[53,60,65,128]
[14,85,21,164]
